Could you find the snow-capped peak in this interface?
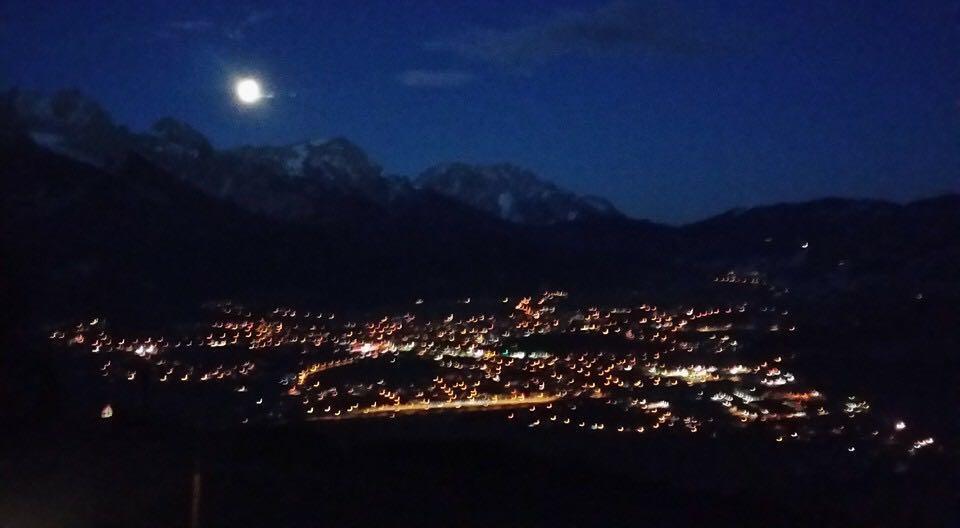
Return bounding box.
[416,163,620,224]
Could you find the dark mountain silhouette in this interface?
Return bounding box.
[0,125,672,325]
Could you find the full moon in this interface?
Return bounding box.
[235,78,263,105]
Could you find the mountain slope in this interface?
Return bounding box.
[417,162,620,224]
[0,130,675,324]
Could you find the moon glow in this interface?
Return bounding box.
[235,78,263,105]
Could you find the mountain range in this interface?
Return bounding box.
[2,89,958,331]
[7,89,618,227]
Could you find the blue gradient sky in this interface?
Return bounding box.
[3,0,958,222]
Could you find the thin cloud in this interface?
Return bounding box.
[169,19,215,32]
[226,9,277,41]
[161,9,277,41]
[398,69,476,88]
[427,0,723,65]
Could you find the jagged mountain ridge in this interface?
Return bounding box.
[5,88,624,226]
[416,163,618,225]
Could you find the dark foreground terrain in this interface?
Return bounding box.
[2,415,955,528]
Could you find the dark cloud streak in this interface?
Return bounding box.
[427,0,729,65]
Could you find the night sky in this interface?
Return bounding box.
[3,1,958,222]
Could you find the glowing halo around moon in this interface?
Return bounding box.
[235,77,264,105]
